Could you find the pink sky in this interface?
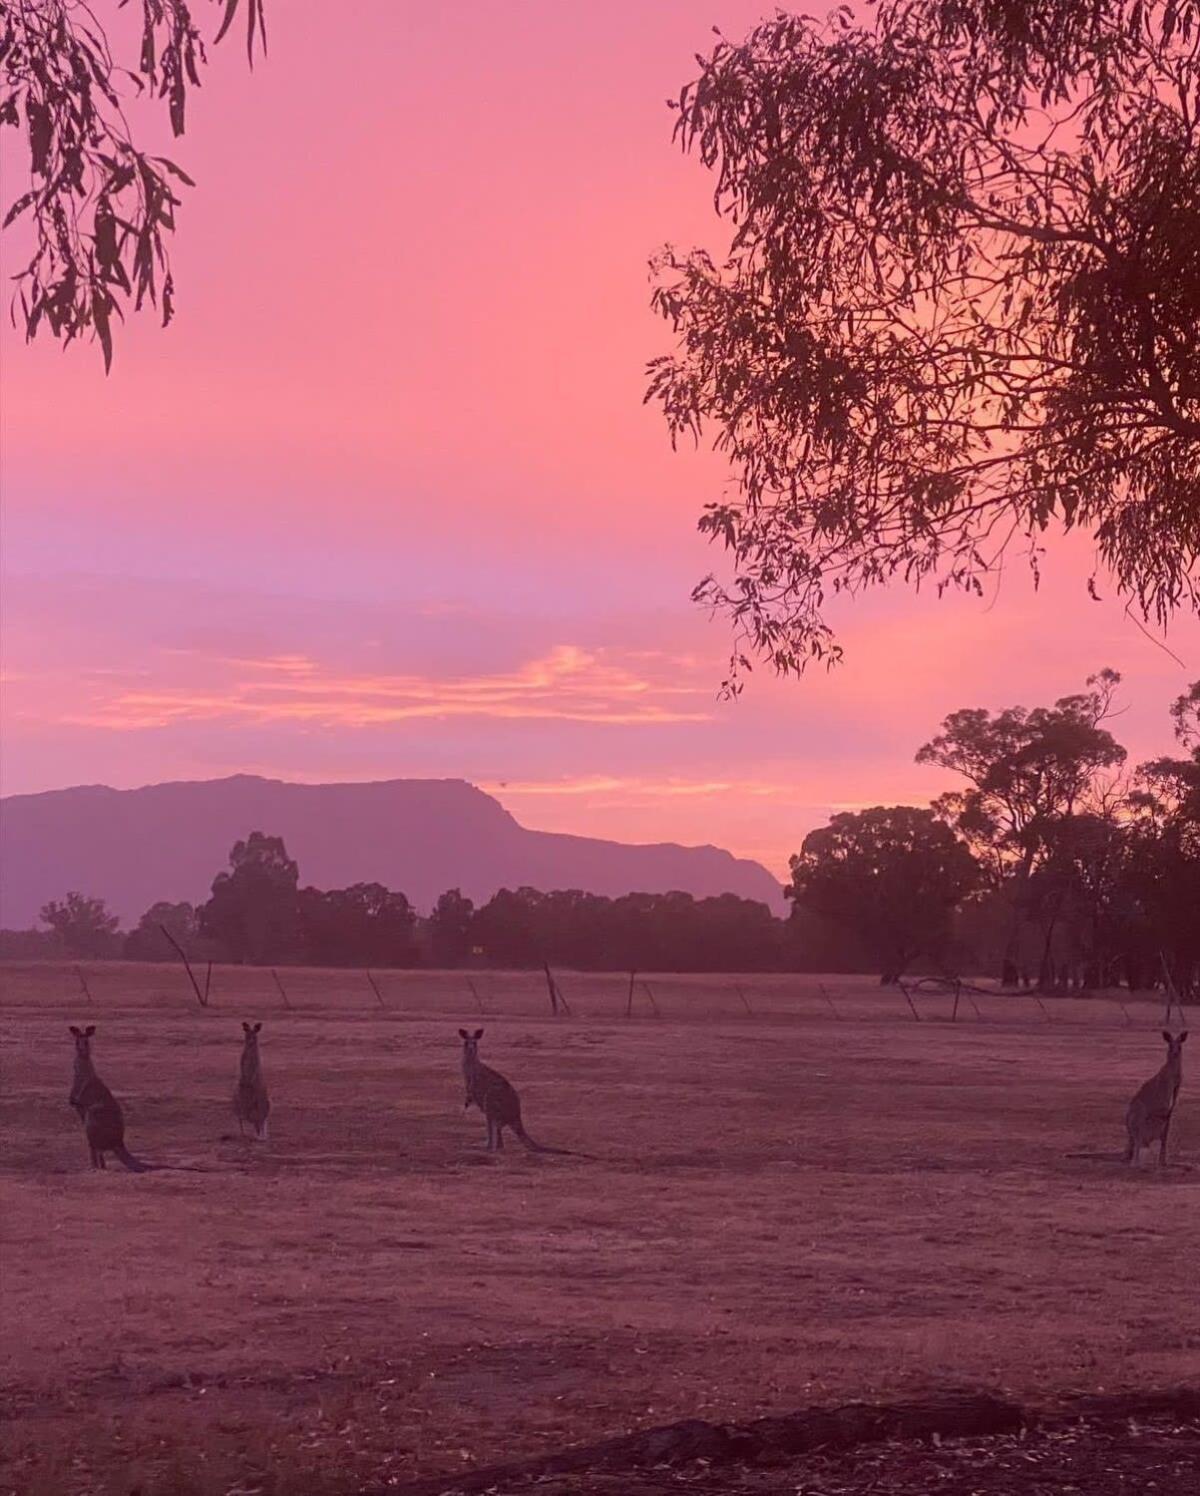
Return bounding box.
[2,1,1197,880]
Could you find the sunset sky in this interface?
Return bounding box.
[3,0,1197,882]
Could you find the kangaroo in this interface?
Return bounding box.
[1126,1030,1187,1167]
[67,1026,152,1172]
[458,1028,578,1156]
[233,1022,270,1140]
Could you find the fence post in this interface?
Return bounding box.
[159,925,209,1008]
[271,968,292,1009]
[74,964,94,1006]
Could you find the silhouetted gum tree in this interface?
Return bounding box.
[1123,681,1200,993]
[648,3,1200,687]
[786,806,980,983]
[429,888,476,966]
[38,891,120,957]
[199,830,300,964]
[2,0,265,369]
[123,899,200,960]
[298,882,417,968]
[916,669,1127,977]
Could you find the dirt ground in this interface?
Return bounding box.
[1,963,1196,1495]
[498,1418,1200,1496]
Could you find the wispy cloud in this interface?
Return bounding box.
[483,774,747,799]
[56,645,713,731]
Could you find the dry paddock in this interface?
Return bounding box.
[0,962,1196,1495]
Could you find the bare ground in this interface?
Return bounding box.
[1,963,1196,1494]
[473,1418,1200,1496]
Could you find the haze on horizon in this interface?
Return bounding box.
[3,0,1197,880]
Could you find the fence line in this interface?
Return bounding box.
[1,961,1184,1033]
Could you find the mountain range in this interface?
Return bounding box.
[0,774,786,927]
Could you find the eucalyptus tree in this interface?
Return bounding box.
[3,0,265,367]
[649,2,1200,686]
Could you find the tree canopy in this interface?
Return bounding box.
[787,805,980,982]
[39,890,120,957]
[200,829,299,964]
[648,1,1200,686]
[916,668,1127,884]
[2,0,264,368]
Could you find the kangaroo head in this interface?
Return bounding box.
[458,1027,485,1061]
[68,1024,96,1059]
[241,1021,263,1048]
[1162,1030,1189,1062]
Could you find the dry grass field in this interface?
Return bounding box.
[1,962,1196,1495]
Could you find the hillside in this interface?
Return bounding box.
[0,775,786,926]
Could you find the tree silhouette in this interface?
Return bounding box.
[124,899,200,960]
[1124,681,1200,993]
[3,1,265,369]
[39,891,120,957]
[917,670,1127,977]
[649,3,1200,686]
[429,888,475,967]
[787,806,980,983]
[298,882,416,968]
[200,830,300,964]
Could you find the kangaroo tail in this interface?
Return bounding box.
[113,1148,210,1173]
[515,1126,591,1159]
[113,1147,154,1172]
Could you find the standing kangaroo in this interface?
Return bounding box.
[233,1022,270,1140]
[1126,1030,1187,1167]
[68,1026,151,1172]
[459,1028,576,1155]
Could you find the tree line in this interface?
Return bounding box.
[8,671,1198,991]
[789,672,1199,993]
[17,835,789,974]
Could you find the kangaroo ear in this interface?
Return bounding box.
[458,1028,469,1039]
[1180,1032,1189,1043]
[474,1028,484,1040]
[243,1021,252,1033]
[1163,1030,1174,1043]
[69,1026,81,1037]
[85,1025,96,1037]
[253,1022,263,1033]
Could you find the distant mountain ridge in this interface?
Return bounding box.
[0,774,786,927]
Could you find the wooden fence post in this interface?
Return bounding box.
[159,925,209,1008]
[819,983,841,1020]
[543,964,571,1016]
[271,968,292,1009]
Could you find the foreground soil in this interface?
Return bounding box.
[2,963,1197,1494]
[500,1418,1200,1496]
